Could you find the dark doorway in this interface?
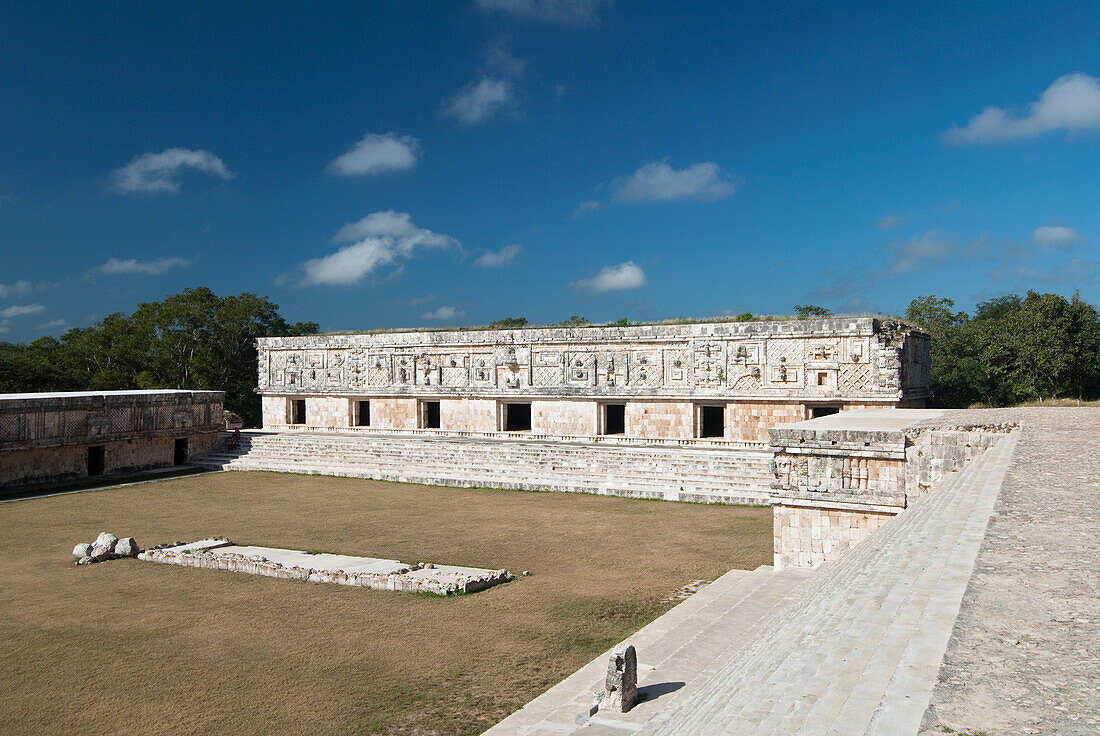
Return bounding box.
[809,405,841,419]
[291,399,306,425]
[700,405,725,438]
[423,401,441,429]
[174,438,188,465]
[87,446,105,476]
[504,403,532,432]
[604,403,626,435]
[356,400,371,426]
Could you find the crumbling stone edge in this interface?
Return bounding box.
[136,541,513,596]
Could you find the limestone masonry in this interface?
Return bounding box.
[0,389,223,486]
[257,318,930,443]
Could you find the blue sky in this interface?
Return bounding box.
[3,1,1100,342]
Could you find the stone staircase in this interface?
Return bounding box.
[633,430,1019,736]
[483,564,815,735]
[190,430,774,505]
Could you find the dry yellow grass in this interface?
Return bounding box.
[0,471,770,735]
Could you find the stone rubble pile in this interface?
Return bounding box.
[72,532,140,565]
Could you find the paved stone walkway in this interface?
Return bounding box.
[919,408,1100,736]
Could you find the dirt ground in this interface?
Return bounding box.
[0,471,770,735]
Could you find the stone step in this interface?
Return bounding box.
[482,565,814,736]
[638,432,1015,736]
[191,430,775,505]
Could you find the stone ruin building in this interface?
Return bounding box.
[256,317,931,444]
[0,389,224,487]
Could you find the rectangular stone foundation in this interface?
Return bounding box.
[138,540,513,596]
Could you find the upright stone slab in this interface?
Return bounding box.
[604,644,638,713]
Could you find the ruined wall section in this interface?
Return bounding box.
[0,390,223,486]
[0,390,224,451]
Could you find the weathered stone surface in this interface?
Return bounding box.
[76,555,95,565]
[0,390,224,488]
[255,319,931,443]
[72,542,92,559]
[603,645,638,713]
[89,543,113,561]
[94,532,118,553]
[114,537,139,558]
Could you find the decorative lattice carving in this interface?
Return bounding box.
[532,365,564,386]
[629,350,662,387]
[838,363,872,392]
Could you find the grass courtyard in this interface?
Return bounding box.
[0,471,770,735]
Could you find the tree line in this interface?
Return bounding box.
[906,290,1100,407]
[2,287,1098,425]
[0,288,317,427]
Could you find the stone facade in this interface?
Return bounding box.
[0,390,224,486]
[768,409,1016,568]
[257,318,930,443]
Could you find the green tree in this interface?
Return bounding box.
[488,317,528,329]
[558,315,590,326]
[0,288,317,426]
[907,290,1100,407]
[794,304,833,319]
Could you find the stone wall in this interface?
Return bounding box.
[0,431,220,486]
[768,409,1015,569]
[0,389,224,450]
[729,402,808,443]
[625,400,695,439]
[531,399,596,436]
[773,503,895,569]
[257,319,930,442]
[439,398,497,432]
[0,390,223,487]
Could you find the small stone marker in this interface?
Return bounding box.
[592,644,638,714]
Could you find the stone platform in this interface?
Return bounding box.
[484,408,1099,735]
[138,539,512,595]
[191,430,774,505]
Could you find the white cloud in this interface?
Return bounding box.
[1033,224,1084,250]
[573,199,600,217]
[475,0,611,26]
[422,305,465,320]
[38,318,67,329]
[96,257,191,275]
[0,304,46,319]
[328,132,421,177]
[876,214,905,230]
[0,323,8,334]
[944,73,1100,144]
[485,41,526,78]
[0,280,32,299]
[574,261,647,292]
[882,230,954,275]
[473,244,523,268]
[302,211,460,286]
[443,78,515,125]
[109,148,235,194]
[614,161,738,203]
[994,258,1094,285]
